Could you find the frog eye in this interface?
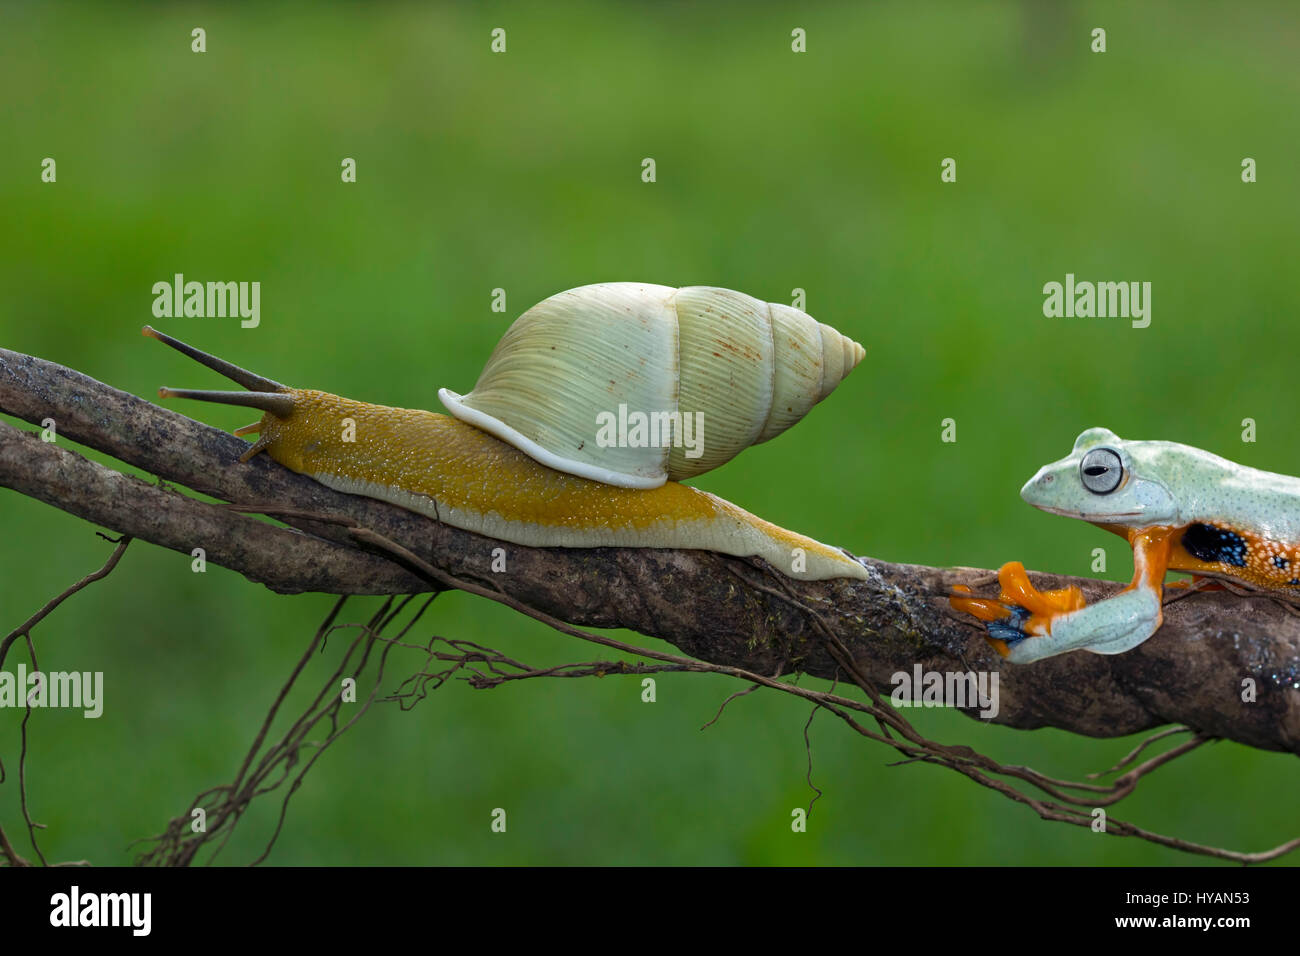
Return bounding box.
[1079,447,1123,494]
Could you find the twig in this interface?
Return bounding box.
[0,536,132,669]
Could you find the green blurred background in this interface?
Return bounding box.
[2,0,1298,865]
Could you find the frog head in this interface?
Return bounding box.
[1018,427,1179,526]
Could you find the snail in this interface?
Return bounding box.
[146,282,870,581]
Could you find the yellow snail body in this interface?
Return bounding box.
[146,282,869,581]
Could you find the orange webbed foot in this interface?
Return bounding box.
[995,561,1085,631]
[951,562,1087,653]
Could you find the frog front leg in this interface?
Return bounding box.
[1003,575,1162,663]
[952,528,1175,663]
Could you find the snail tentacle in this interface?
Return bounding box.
[157,387,296,419]
[142,325,285,393]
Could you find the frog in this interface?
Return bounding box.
[951,427,1300,664]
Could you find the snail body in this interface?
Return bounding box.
[146,282,869,582]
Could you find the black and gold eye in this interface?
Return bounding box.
[1079,447,1123,494]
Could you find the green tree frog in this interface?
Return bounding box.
[952,427,1300,664]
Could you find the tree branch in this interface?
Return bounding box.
[2,346,1298,755]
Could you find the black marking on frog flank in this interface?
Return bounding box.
[1275,555,1291,570]
[1181,523,1247,568]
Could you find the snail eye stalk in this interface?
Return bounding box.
[145,325,296,419]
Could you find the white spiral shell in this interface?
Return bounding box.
[438,283,865,488]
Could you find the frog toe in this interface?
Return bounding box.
[997,561,1086,617]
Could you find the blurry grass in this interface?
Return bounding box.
[1,0,1298,864]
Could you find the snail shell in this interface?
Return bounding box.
[438,283,865,488]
